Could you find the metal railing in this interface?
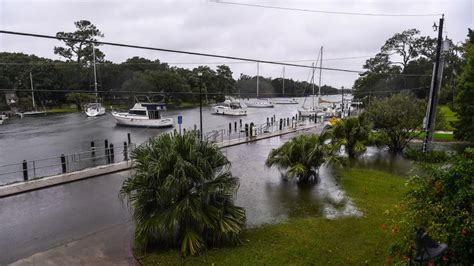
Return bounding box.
[0,142,135,186]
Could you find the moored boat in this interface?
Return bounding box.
[85,103,106,117]
[112,102,173,128]
[213,99,247,116]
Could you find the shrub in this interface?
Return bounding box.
[403,148,450,164]
[392,148,474,263]
[121,132,246,256]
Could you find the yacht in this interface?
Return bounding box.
[245,62,274,108]
[21,72,47,117]
[298,47,325,117]
[85,44,106,117]
[112,102,173,128]
[274,98,298,104]
[85,102,106,117]
[246,98,274,108]
[213,98,247,116]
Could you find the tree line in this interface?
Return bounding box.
[0,20,339,111]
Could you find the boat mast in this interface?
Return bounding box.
[282,66,285,96]
[29,72,35,110]
[318,46,323,105]
[92,43,98,100]
[311,63,315,108]
[256,62,259,98]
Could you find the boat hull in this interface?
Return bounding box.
[213,108,247,116]
[112,112,174,128]
[85,107,106,117]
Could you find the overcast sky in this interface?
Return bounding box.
[0,0,472,88]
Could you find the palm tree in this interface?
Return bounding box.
[326,113,372,158]
[265,132,340,182]
[120,132,246,256]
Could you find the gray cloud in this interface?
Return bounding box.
[0,0,471,88]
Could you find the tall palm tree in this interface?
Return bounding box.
[326,113,372,158]
[120,132,245,256]
[265,132,340,182]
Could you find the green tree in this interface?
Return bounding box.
[65,92,96,110]
[326,113,372,158]
[54,20,105,65]
[120,132,246,256]
[454,29,474,142]
[381,29,421,71]
[265,133,341,182]
[54,20,105,90]
[367,93,425,153]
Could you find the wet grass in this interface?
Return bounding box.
[413,131,454,142]
[137,168,408,265]
[46,107,78,113]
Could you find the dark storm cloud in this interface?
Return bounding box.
[0,0,471,87]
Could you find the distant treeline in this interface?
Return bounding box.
[0,52,339,110]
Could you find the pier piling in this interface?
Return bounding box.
[22,160,28,181]
[127,133,131,145]
[104,139,109,161]
[109,144,114,163]
[91,141,95,156]
[60,154,66,174]
[123,142,128,161]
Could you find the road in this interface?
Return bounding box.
[0,171,132,265]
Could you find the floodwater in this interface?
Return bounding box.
[227,133,362,227]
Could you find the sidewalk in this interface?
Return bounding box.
[10,222,137,266]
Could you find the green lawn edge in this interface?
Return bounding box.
[137,168,408,265]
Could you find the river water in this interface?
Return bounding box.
[0,96,350,184]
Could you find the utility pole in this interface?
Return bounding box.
[422,15,446,152]
[198,72,203,141]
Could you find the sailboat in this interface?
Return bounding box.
[274,66,298,104]
[246,62,274,108]
[85,43,106,117]
[21,72,47,116]
[298,47,325,117]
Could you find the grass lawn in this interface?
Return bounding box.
[439,105,459,124]
[46,107,78,113]
[413,131,454,142]
[137,168,408,265]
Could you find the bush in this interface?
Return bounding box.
[392,148,474,264]
[403,148,450,164]
[121,132,246,256]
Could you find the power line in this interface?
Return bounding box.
[0,56,372,66]
[211,0,443,17]
[0,30,432,78]
[0,30,361,74]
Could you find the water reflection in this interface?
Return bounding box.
[226,134,361,227]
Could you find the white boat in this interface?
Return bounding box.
[21,72,47,117]
[246,62,274,108]
[246,98,274,108]
[274,98,298,104]
[213,99,247,116]
[85,103,106,117]
[112,102,174,128]
[85,44,106,117]
[298,47,325,117]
